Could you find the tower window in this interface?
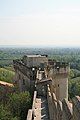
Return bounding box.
[23,79,25,85]
[58,84,59,87]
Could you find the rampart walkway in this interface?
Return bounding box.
[35,96,49,120]
[27,92,50,120]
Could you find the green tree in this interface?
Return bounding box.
[69,77,80,99]
[9,91,31,120]
[0,104,18,120]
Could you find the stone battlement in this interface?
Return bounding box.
[27,85,80,120]
[48,60,70,76]
[47,85,80,120]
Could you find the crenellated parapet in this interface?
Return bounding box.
[48,61,70,77]
[47,85,80,120]
[27,84,80,120]
[26,83,80,120]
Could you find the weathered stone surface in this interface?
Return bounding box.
[27,87,80,120]
[27,109,32,120]
[52,93,57,120]
[57,101,62,120]
[62,99,73,120]
[47,91,54,120]
[34,98,41,120]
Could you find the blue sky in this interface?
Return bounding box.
[0,0,80,47]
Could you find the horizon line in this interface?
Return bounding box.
[0,45,80,49]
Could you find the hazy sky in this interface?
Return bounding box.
[0,0,80,47]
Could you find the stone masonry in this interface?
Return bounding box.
[13,54,80,120]
[13,54,69,101]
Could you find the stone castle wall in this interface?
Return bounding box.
[14,69,31,92]
[27,85,80,120]
[47,85,80,120]
[13,56,80,120]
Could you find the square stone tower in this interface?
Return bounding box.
[46,60,70,101]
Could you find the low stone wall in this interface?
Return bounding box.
[47,85,80,120]
[27,91,37,120]
[27,109,33,120]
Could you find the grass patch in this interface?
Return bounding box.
[0,68,15,83]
